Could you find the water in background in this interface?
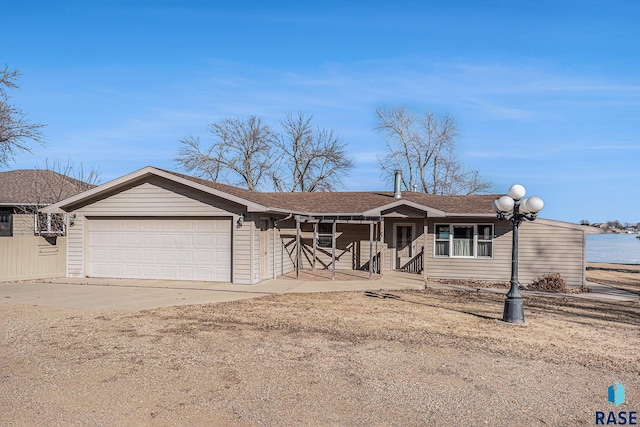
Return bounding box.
[586,233,640,264]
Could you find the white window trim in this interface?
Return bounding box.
[433,223,494,259]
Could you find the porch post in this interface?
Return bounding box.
[380,219,385,274]
[295,216,301,279]
[423,216,428,283]
[369,221,374,279]
[331,220,336,280]
[312,222,317,271]
[272,219,276,279]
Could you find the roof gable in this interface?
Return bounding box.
[42,166,268,213]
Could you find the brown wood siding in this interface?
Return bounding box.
[0,236,66,281]
[76,177,243,216]
[425,218,586,287]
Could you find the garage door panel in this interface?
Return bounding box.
[216,251,231,264]
[160,265,176,278]
[141,221,157,231]
[88,218,231,282]
[160,250,175,262]
[178,250,193,262]
[177,221,195,231]
[142,265,158,277]
[91,263,107,275]
[125,264,141,277]
[89,248,106,262]
[107,264,124,276]
[213,220,229,232]
[160,234,175,245]
[125,249,140,261]
[178,235,193,246]
[196,234,213,246]
[143,234,157,245]
[108,249,123,262]
[125,234,140,246]
[196,268,213,280]
[196,250,212,263]
[142,249,158,262]
[107,233,123,246]
[90,232,108,246]
[178,266,194,279]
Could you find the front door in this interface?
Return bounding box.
[395,224,413,269]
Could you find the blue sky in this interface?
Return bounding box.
[2,1,639,224]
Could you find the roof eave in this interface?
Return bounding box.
[445,213,496,218]
[362,199,446,217]
[41,166,268,214]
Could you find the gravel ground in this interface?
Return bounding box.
[2,267,639,426]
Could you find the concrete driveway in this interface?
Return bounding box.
[2,272,635,312]
[0,273,427,312]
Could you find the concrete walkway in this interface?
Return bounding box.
[1,272,636,312]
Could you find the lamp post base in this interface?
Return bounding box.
[503,297,525,324]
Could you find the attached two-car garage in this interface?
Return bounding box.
[87,218,231,282]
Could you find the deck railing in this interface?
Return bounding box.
[399,249,424,273]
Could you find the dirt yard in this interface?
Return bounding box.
[2,265,639,426]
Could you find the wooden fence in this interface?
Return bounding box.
[0,236,66,281]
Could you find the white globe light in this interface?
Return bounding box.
[519,198,533,213]
[496,195,515,212]
[526,196,544,213]
[508,184,526,201]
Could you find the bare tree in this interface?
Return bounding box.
[176,113,353,192]
[0,66,45,168]
[175,116,276,190]
[272,112,354,192]
[33,158,100,205]
[15,159,101,235]
[375,106,491,195]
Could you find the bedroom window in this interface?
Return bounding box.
[434,224,493,258]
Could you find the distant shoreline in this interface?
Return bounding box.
[586,262,640,268]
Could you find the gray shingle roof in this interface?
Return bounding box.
[159,169,498,216]
[0,169,94,205]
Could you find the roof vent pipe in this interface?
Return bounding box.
[393,170,402,199]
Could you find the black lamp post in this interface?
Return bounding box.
[493,184,544,324]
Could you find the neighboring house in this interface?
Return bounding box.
[42,166,594,286]
[0,169,93,237]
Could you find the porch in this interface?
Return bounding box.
[283,214,429,281]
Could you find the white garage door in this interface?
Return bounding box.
[87,218,231,282]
